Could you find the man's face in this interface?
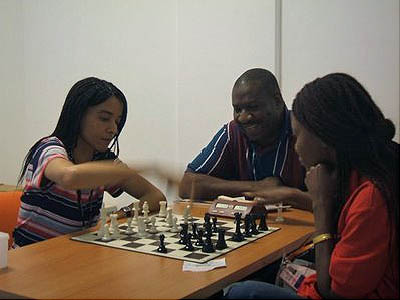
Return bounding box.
[232,80,283,146]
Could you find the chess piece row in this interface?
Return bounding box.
[232,212,268,242]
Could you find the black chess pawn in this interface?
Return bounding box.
[258,214,268,231]
[232,212,244,242]
[157,234,167,253]
[204,212,211,224]
[202,232,215,253]
[180,223,188,237]
[184,233,195,251]
[244,214,252,237]
[195,228,204,246]
[212,216,218,233]
[179,223,188,245]
[215,228,228,250]
[250,215,259,235]
[192,222,198,239]
[204,221,213,237]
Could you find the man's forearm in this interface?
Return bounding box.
[179,172,255,200]
[287,189,313,212]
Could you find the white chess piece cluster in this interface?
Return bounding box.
[97,199,185,240]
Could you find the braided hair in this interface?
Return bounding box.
[292,73,398,253]
[18,77,128,185]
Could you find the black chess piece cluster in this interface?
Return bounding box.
[232,212,269,242]
[157,212,268,255]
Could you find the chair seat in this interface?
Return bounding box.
[0,189,22,249]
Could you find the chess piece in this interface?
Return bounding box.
[186,204,193,221]
[275,202,285,223]
[101,224,112,241]
[158,201,167,218]
[132,200,140,225]
[157,234,167,253]
[142,201,150,223]
[179,223,188,244]
[148,216,159,234]
[166,207,173,227]
[215,228,227,250]
[212,216,218,233]
[232,212,244,242]
[191,223,198,239]
[204,213,211,225]
[110,213,120,238]
[137,216,148,237]
[195,228,204,246]
[125,216,134,235]
[244,214,252,237]
[170,217,180,233]
[202,232,215,253]
[250,215,259,235]
[97,203,107,238]
[258,214,268,231]
[184,233,194,251]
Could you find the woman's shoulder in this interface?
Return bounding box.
[38,136,65,148]
[346,172,386,212]
[32,136,68,160]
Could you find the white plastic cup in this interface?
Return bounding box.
[0,232,10,269]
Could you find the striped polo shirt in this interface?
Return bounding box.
[14,137,122,247]
[186,108,305,189]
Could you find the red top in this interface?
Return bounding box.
[297,171,399,299]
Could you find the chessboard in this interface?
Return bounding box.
[71,214,279,263]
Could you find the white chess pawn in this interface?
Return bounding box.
[97,203,108,238]
[158,201,167,218]
[126,217,134,235]
[170,216,180,233]
[137,216,148,238]
[166,207,173,227]
[148,216,158,234]
[142,201,150,223]
[183,205,189,224]
[187,204,193,221]
[101,224,112,241]
[110,214,119,233]
[132,200,140,225]
[110,214,120,238]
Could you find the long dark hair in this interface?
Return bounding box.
[18,77,128,185]
[292,73,398,250]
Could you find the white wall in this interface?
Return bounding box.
[282,0,399,142]
[1,1,399,207]
[177,0,276,171]
[0,0,24,185]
